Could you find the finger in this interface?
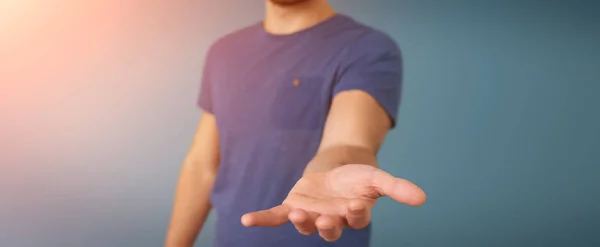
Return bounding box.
[288,208,318,235]
[345,200,371,229]
[315,215,344,242]
[372,170,427,206]
[241,205,291,227]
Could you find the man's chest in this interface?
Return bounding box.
[209,45,345,132]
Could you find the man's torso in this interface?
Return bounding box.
[200,14,388,247]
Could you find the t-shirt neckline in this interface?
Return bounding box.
[258,13,345,40]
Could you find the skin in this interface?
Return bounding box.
[269,0,311,6]
[264,0,336,35]
[165,0,426,246]
[165,114,220,247]
[241,91,426,242]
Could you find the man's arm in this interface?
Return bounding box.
[303,31,402,175]
[303,89,391,174]
[240,31,425,242]
[165,113,220,247]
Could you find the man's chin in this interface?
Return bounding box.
[268,0,311,6]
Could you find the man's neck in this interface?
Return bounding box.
[264,0,336,35]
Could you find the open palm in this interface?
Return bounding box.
[241,164,426,242]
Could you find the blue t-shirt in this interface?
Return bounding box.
[198,14,402,247]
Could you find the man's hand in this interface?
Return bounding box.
[240,164,426,242]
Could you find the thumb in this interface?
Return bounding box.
[371,169,426,206]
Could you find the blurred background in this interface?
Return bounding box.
[1,0,599,246]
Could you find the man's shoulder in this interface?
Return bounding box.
[328,14,400,52]
[333,15,401,61]
[206,22,262,58]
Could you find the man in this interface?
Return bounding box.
[165,0,426,246]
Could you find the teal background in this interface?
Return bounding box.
[1,0,599,246]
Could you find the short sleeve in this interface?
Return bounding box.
[333,31,403,128]
[197,45,217,113]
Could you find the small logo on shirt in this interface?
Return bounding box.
[293,78,301,87]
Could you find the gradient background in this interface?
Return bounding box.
[1,0,599,246]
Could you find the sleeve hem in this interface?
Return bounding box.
[332,87,399,129]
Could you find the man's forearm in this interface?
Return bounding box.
[304,145,378,175]
[165,164,216,247]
